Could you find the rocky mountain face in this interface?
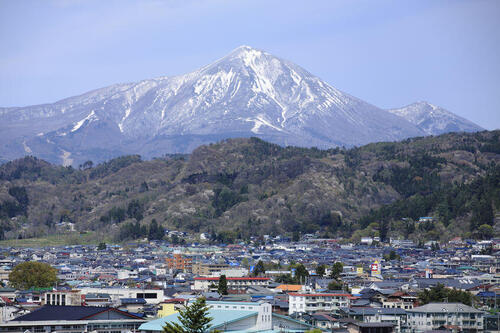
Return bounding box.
[0,46,482,166]
[387,102,483,135]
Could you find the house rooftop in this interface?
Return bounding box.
[12,305,144,321]
[139,309,258,331]
[407,303,483,313]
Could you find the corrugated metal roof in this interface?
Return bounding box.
[139,309,258,331]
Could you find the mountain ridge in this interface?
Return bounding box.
[387,101,484,135]
[0,131,498,243]
[0,46,483,166]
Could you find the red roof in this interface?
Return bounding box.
[194,277,270,281]
[288,293,350,297]
[1,296,13,305]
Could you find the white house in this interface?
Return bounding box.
[288,292,351,315]
[193,277,270,291]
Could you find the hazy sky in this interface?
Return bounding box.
[1,0,499,129]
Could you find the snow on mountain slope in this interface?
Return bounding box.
[0,46,476,166]
[387,102,484,135]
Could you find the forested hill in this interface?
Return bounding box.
[0,130,499,243]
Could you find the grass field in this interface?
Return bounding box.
[0,232,108,247]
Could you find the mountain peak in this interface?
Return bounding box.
[225,45,269,63]
[0,46,480,166]
[388,102,483,135]
[410,101,439,110]
[230,45,261,54]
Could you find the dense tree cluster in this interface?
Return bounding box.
[118,218,166,242]
[418,284,474,306]
[361,165,499,235]
[211,187,245,217]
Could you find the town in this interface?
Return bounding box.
[0,233,498,333]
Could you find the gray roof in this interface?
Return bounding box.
[407,303,483,314]
[344,307,407,315]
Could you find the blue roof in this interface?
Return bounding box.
[121,298,147,304]
[477,291,499,297]
[139,309,258,331]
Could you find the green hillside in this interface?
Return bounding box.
[0,130,499,244]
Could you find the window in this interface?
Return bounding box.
[137,293,157,299]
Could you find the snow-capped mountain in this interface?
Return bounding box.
[387,102,483,135]
[0,46,482,166]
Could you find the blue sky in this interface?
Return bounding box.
[1,0,499,129]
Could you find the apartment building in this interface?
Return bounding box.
[165,254,193,272]
[288,293,351,315]
[192,262,230,276]
[406,303,484,333]
[382,292,417,310]
[193,277,270,291]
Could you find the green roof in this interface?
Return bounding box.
[139,309,258,331]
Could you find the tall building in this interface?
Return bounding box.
[165,254,193,272]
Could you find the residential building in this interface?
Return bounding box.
[1,305,145,333]
[193,277,270,291]
[83,293,112,307]
[406,303,484,333]
[340,307,407,333]
[382,292,417,310]
[157,303,178,318]
[288,292,351,315]
[166,254,193,272]
[192,262,231,276]
[347,321,395,333]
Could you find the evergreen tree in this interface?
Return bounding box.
[163,297,213,333]
[330,262,343,280]
[218,275,228,295]
[127,199,144,221]
[294,263,309,284]
[379,220,389,242]
[316,264,326,277]
[148,219,164,240]
[253,260,265,276]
